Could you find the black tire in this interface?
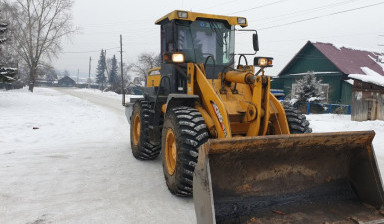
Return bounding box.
[284,106,312,134]
[130,100,161,160]
[161,106,209,196]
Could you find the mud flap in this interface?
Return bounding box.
[125,103,134,124]
[193,131,384,224]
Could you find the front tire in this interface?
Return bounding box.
[130,100,161,160]
[284,106,312,134]
[161,107,209,196]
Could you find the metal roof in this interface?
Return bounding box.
[278,41,384,77]
[312,42,384,76]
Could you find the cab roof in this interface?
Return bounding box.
[155,10,248,27]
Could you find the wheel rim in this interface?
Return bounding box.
[165,129,177,175]
[132,113,141,146]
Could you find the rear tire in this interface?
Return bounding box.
[284,106,312,134]
[161,106,209,196]
[130,100,161,160]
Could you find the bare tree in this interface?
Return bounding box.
[3,0,75,92]
[131,52,161,81]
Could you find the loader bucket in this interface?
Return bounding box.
[193,131,384,224]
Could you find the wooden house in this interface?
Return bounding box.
[58,76,76,87]
[351,80,384,121]
[272,41,384,106]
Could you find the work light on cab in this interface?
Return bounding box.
[237,17,246,25]
[177,11,188,19]
[172,53,185,63]
[254,57,273,67]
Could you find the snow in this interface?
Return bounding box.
[369,55,384,73]
[349,67,384,87]
[344,79,354,85]
[72,88,142,101]
[307,114,384,156]
[0,87,193,224]
[2,87,384,223]
[308,97,324,102]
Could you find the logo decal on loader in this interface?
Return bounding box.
[211,101,228,138]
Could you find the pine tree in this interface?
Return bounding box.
[0,22,7,44]
[96,49,106,89]
[293,71,324,105]
[108,55,118,90]
[0,19,17,88]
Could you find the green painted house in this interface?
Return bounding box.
[272,41,384,105]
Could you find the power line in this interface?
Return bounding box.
[249,0,361,24]
[195,0,242,11]
[263,32,378,43]
[62,47,119,54]
[259,1,384,30]
[229,0,288,15]
[79,28,158,36]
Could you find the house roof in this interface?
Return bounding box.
[58,76,75,82]
[312,42,384,76]
[278,41,384,77]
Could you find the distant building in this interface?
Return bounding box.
[272,41,384,107]
[58,76,76,87]
[350,80,384,121]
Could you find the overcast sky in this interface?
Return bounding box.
[54,0,384,78]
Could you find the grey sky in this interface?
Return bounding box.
[54,0,384,78]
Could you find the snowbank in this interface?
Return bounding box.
[2,88,384,223]
[73,88,142,101]
[307,114,384,155]
[349,67,384,87]
[0,87,194,224]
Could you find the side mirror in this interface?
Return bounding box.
[253,33,259,52]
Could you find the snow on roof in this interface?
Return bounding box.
[311,42,384,77]
[344,79,354,85]
[349,67,384,87]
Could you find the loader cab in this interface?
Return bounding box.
[161,19,235,75]
[156,11,247,83]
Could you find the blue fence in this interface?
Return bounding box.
[305,102,351,115]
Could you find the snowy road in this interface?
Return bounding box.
[54,88,124,114]
[0,88,195,224]
[2,87,384,224]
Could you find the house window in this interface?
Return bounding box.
[291,83,329,102]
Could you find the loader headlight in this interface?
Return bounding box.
[177,11,188,19]
[237,17,247,25]
[172,53,185,63]
[254,57,273,67]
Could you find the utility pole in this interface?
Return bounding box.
[77,68,79,88]
[88,57,91,88]
[120,34,125,106]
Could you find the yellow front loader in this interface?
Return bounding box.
[124,10,384,223]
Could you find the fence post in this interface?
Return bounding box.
[306,102,311,115]
[328,104,332,114]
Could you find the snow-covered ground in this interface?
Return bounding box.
[1,87,384,223]
[0,87,193,224]
[308,114,384,156]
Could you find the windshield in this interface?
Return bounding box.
[177,20,235,66]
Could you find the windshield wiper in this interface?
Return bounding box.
[209,21,224,48]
